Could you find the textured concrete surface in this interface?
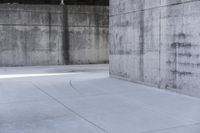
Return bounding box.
[109,0,200,98]
[0,64,200,133]
[0,5,108,66]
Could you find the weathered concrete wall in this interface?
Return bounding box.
[66,6,109,64]
[0,4,108,66]
[110,0,200,98]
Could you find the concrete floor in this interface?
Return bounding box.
[0,64,200,133]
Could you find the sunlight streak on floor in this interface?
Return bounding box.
[0,73,78,79]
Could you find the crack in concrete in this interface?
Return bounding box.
[31,82,110,133]
[139,122,200,133]
[110,0,200,17]
[69,80,83,95]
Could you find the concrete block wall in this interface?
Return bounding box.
[109,0,200,98]
[0,4,108,66]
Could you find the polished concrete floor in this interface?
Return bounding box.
[0,64,200,133]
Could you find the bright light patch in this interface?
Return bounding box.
[0,73,77,79]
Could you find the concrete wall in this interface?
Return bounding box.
[0,4,108,66]
[110,0,200,98]
[67,6,108,64]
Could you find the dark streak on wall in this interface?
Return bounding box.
[139,0,144,81]
[0,4,109,66]
[48,12,52,51]
[62,6,70,64]
[94,7,100,63]
[110,0,200,98]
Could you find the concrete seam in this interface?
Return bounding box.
[110,0,200,17]
[139,122,200,133]
[0,24,108,28]
[0,9,107,15]
[31,82,110,133]
[69,80,83,95]
[158,0,162,87]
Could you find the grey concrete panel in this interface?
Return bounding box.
[109,0,200,97]
[0,5,109,66]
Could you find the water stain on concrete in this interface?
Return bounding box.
[139,0,145,82]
